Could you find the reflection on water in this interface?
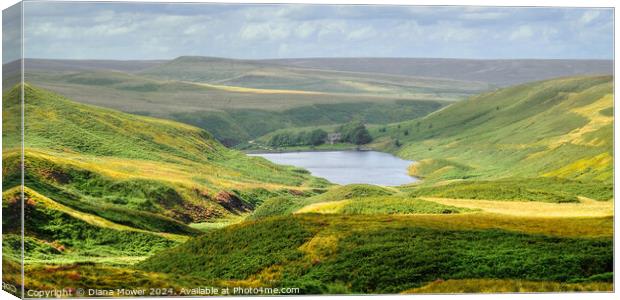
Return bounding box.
[250,150,418,186]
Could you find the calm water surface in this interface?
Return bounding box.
[250,151,418,186]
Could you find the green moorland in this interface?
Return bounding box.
[2,75,614,296]
[137,56,488,96]
[372,75,613,181]
[27,69,450,146]
[138,75,613,294]
[0,83,327,295]
[25,56,483,146]
[362,76,614,207]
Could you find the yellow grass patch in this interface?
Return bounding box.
[299,232,340,262]
[218,265,284,288]
[548,94,613,148]
[402,279,613,293]
[188,81,325,95]
[338,80,393,93]
[294,200,350,214]
[544,152,612,180]
[421,197,613,218]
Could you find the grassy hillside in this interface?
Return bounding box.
[371,75,613,183]
[9,83,331,217]
[137,75,613,294]
[140,214,612,294]
[2,84,332,269]
[3,73,613,295]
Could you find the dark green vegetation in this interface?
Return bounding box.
[339,197,470,215]
[264,121,373,149]
[249,184,399,219]
[140,218,316,280]
[3,187,176,265]
[268,129,328,148]
[337,121,372,145]
[140,215,612,294]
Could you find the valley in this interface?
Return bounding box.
[1,57,614,295]
[20,56,611,147]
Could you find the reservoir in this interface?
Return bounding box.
[250,150,418,186]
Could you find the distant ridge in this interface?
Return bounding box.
[263,57,613,86]
[19,58,167,72]
[13,56,612,87]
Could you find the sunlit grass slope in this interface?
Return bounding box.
[372,75,613,183]
[402,279,612,293]
[1,84,330,267]
[0,83,328,293]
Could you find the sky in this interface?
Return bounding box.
[3,2,614,62]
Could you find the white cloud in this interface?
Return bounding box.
[316,20,346,40]
[347,26,377,41]
[579,10,600,25]
[295,22,316,39]
[240,22,291,41]
[18,3,614,60]
[428,22,478,42]
[510,25,535,40]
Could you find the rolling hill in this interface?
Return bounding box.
[23,58,166,73]
[371,75,613,181]
[138,56,488,95]
[21,56,613,87]
[25,68,451,146]
[23,57,474,146]
[137,75,613,294]
[139,212,612,294]
[2,83,330,270]
[3,55,614,295]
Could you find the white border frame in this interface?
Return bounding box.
[0,1,617,299]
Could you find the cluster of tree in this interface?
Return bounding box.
[268,129,328,148]
[337,121,373,145]
[267,121,372,148]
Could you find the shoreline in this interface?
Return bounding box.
[243,146,372,154]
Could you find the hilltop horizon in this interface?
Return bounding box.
[9,55,615,63]
[9,55,611,90]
